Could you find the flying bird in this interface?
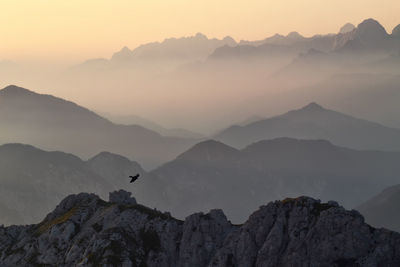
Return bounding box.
[129,174,140,183]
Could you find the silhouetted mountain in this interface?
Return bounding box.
[358,184,400,232]
[339,23,356,34]
[0,144,107,225]
[210,33,335,64]
[78,33,236,71]
[334,18,393,51]
[238,31,335,51]
[112,33,236,62]
[214,102,400,151]
[145,138,400,222]
[0,144,145,225]
[273,19,400,86]
[2,192,400,266]
[0,85,198,169]
[288,73,400,128]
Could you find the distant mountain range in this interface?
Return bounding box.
[358,184,400,232]
[0,85,199,169]
[77,33,236,71]
[76,18,399,74]
[144,138,400,222]
[4,136,400,225]
[0,143,144,225]
[210,19,399,64]
[273,19,400,84]
[214,102,400,151]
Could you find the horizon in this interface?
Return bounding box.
[1,0,400,63]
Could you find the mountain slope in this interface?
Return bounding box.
[146,138,400,222]
[214,102,400,151]
[0,85,198,169]
[0,144,145,225]
[1,192,399,266]
[357,184,400,232]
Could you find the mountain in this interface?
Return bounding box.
[209,33,335,65]
[0,85,198,169]
[145,138,400,222]
[273,19,400,86]
[214,102,400,151]
[112,33,236,62]
[0,143,145,225]
[288,73,400,128]
[333,18,394,52]
[357,184,400,232]
[1,191,399,266]
[237,31,336,52]
[339,23,356,34]
[79,33,236,71]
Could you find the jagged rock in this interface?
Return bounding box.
[0,194,399,266]
[178,209,233,267]
[109,190,137,205]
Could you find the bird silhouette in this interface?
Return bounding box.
[129,174,140,183]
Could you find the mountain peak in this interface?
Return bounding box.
[194,32,208,40]
[222,35,236,45]
[339,23,356,34]
[111,46,133,61]
[287,31,303,39]
[299,102,325,112]
[0,85,35,97]
[355,18,388,39]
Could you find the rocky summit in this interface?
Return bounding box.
[0,191,399,267]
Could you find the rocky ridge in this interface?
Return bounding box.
[0,191,399,266]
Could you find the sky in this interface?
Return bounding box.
[1,0,399,63]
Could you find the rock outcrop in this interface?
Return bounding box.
[1,192,399,266]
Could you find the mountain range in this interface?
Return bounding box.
[215,102,400,151]
[77,33,236,71]
[4,135,400,226]
[1,191,400,266]
[0,85,199,169]
[0,143,144,225]
[143,138,400,222]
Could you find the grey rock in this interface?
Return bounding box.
[1,194,400,267]
[109,190,137,205]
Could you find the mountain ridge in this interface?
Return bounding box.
[146,137,400,222]
[1,191,400,266]
[0,85,198,169]
[214,102,400,151]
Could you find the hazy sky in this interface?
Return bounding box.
[1,0,399,63]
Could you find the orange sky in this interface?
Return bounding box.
[1,0,399,63]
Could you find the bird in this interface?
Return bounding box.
[129,174,140,183]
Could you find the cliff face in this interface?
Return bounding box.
[1,191,399,267]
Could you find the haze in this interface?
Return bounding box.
[2,1,400,253]
[1,0,399,61]
[1,1,400,134]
